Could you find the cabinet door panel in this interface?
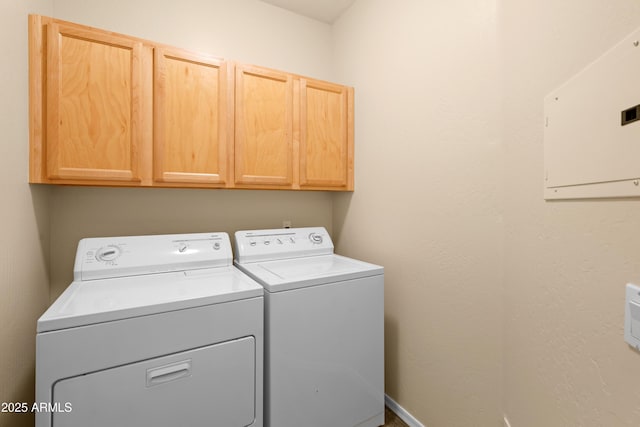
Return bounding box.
[46,23,143,182]
[300,79,353,190]
[235,66,293,187]
[154,48,230,185]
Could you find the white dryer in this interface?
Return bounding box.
[234,227,384,427]
[36,232,263,427]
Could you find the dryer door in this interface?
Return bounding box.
[51,336,255,427]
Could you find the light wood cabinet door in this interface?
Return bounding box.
[44,21,147,183]
[154,48,231,186]
[299,78,354,190]
[235,65,294,188]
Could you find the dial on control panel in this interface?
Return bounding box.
[177,240,221,253]
[309,233,323,244]
[96,245,122,262]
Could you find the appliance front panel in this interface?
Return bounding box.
[36,297,264,427]
[52,337,255,427]
[264,275,384,427]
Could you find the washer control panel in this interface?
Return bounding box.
[234,227,334,263]
[75,232,231,281]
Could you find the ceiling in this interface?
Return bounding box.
[259,0,357,24]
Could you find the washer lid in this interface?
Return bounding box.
[37,267,263,333]
[235,254,383,292]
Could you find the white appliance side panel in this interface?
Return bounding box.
[52,337,255,427]
[265,275,384,427]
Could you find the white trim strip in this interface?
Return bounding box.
[385,394,426,427]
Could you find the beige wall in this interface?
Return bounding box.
[501,0,640,426]
[51,0,334,79]
[47,0,336,299]
[7,1,640,427]
[0,1,52,426]
[332,1,504,426]
[333,1,640,425]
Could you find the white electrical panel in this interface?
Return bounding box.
[625,283,640,350]
[544,27,640,200]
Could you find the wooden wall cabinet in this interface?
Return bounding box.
[234,64,294,188]
[154,48,232,187]
[233,66,354,191]
[30,15,152,186]
[300,78,354,190]
[30,15,354,191]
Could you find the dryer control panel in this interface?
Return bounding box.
[74,232,232,281]
[234,227,334,263]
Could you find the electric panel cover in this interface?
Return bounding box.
[544,27,640,199]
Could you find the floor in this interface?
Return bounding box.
[384,406,409,427]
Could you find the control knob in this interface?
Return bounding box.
[309,233,323,244]
[96,245,121,262]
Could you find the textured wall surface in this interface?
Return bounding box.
[332,1,504,426]
[0,1,52,426]
[501,0,640,426]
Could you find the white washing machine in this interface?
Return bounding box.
[234,227,384,427]
[36,232,263,427]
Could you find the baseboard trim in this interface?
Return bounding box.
[385,394,425,427]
